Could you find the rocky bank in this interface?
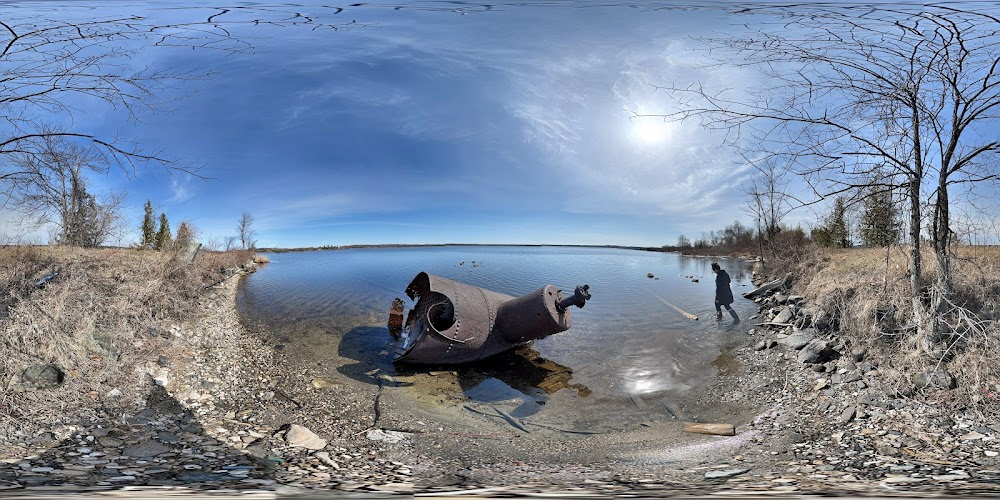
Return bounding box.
[1,263,999,497]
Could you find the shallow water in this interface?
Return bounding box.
[237,246,758,430]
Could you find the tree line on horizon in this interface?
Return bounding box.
[670,182,902,256]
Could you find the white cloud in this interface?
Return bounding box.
[170,174,194,203]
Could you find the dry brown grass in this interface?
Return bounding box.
[801,245,1000,419]
[0,245,251,439]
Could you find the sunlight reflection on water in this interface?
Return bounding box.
[237,246,758,428]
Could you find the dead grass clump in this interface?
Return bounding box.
[803,245,1000,420]
[253,254,270,264]
[0,246,253,442]
[758,235,830,289]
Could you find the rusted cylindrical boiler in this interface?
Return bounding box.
[389,272,590,365]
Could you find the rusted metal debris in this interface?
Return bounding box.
[388,272,590,365]
[387,297,405,337]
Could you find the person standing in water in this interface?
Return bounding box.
[712,262,740,323]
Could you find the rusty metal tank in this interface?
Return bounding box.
[389,272,590,364]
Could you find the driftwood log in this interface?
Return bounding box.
[656,296,699,321]
[682,422,736,436]
[743,273,792,300]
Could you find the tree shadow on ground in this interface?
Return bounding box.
[0,378,276,491]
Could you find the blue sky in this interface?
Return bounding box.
[7,1,995,248]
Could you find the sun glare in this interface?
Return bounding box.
[630,117,674,147]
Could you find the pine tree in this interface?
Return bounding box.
[828,197,852,248]
[155,212,171,251]
[175,221,192,251]
[815,197,852,248]
[141,200,155,248]
[860,185,899,247]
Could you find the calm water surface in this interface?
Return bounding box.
[237,246,758,428]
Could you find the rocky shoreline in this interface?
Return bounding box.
[683,272,1000,495]
[2,265,999,497]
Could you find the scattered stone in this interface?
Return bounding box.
[284,424,327,450]
[311,377,340,389]
[18,364,65,390]
[798,339,833,364]
[840,406,857,423]
[772,306,795,324]
[315,451,340,469]
[705,468,750,480]
[778,329,816,350]
[97,436,123,447]
[912,370,957,390]
[850,348,866,362]
[366,429,411,444]
[122,440,170,458]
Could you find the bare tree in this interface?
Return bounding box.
[7,133,124,246]
[0,7,367,207]
[740,157,795,258]
[236,211,257,251]
[651,5,1000,345]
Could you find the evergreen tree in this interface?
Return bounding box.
[859,185,900,247]
[141,200,155,248]
[814,197,852,248]
[155,212,171,250]
[175,221,192,251]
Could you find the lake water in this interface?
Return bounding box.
[237,246,758,429]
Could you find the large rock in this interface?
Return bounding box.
[285,424,327,450]
[812,309,832,331]
[778,328,816,350]
[798,338,834,364]
[772,306,795,324]
[123,440,170,457]
[366,429,411,444]
[705,468,750,479]
[912,370,957,390]
[18,364,65,391]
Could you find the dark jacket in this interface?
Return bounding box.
[715,269,734,305]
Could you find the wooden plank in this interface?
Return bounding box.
[682,422,736,436]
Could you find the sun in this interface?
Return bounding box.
[629,117,675,147]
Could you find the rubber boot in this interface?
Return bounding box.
[729,308,740,324]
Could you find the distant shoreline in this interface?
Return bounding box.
[253,243,759,260]
[254,243,659,253]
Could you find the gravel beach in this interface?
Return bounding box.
[2,265,999,498]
